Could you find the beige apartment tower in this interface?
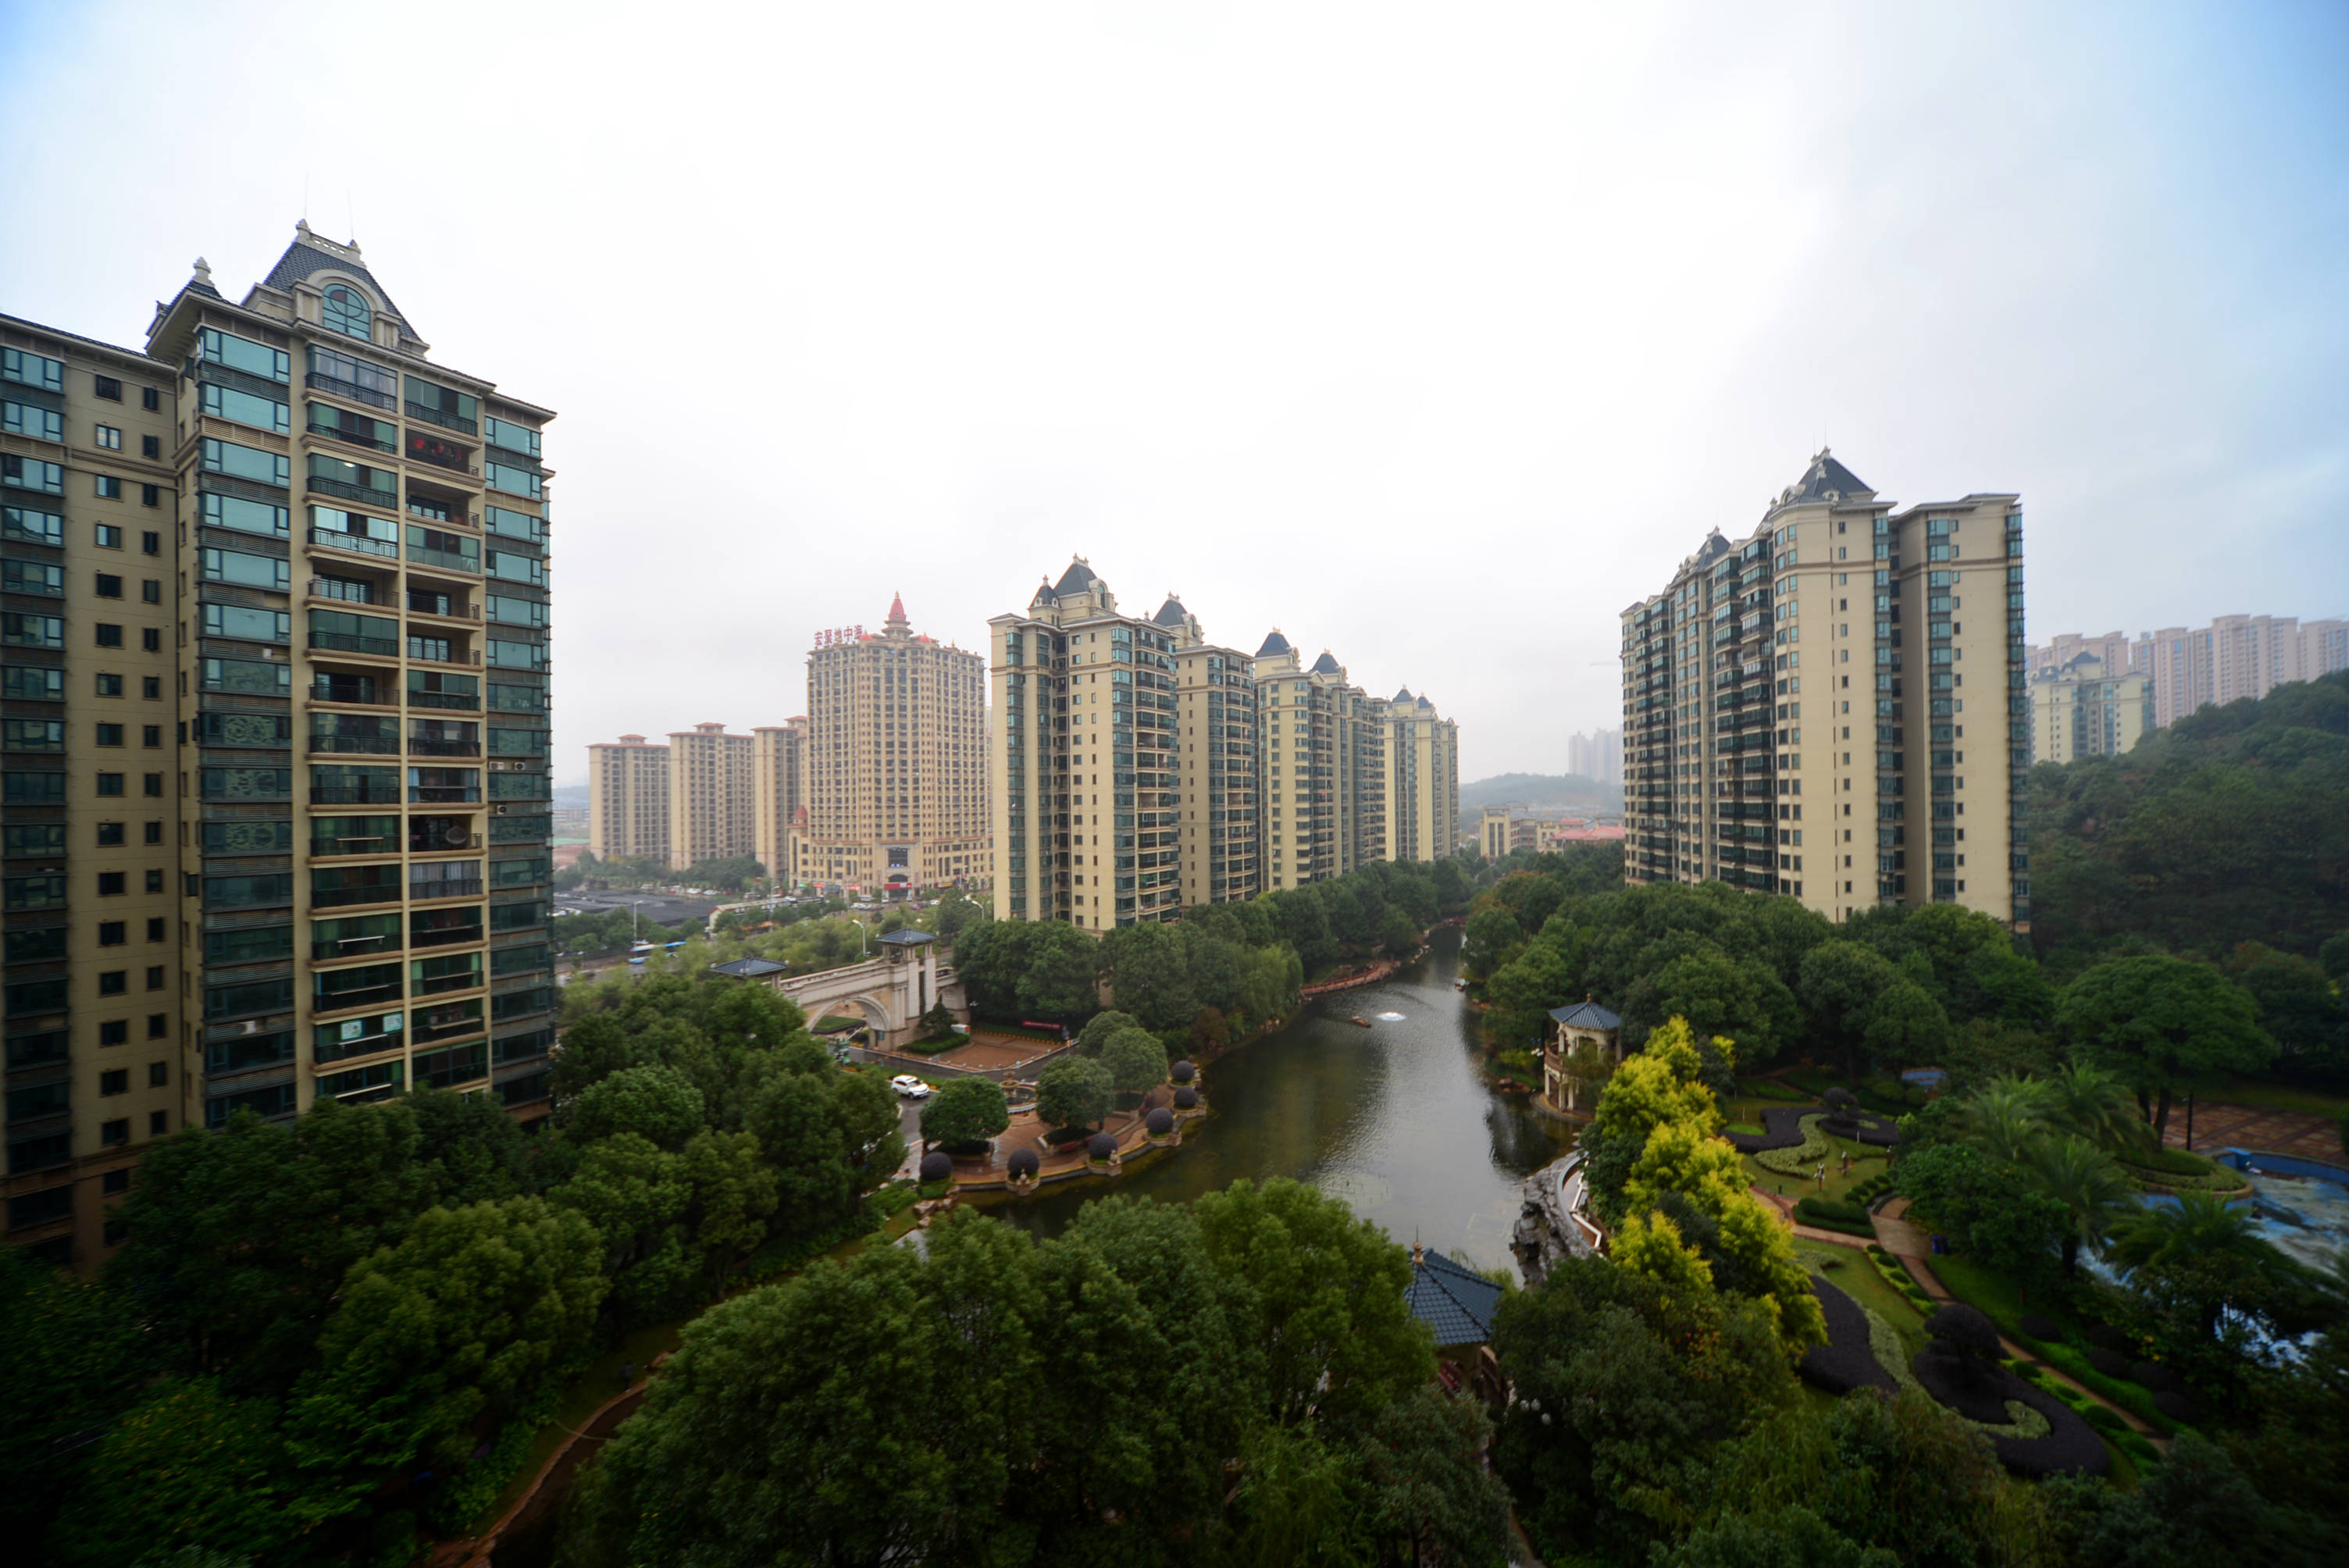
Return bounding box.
[7,227,560,1269]
[795,595,987,896]
[587,733,669,862]
[1622,451,2027,927]
[668,722,754,870]
[753,718,807,888]
[2030,654,2151,765]
[987,558,1456,928]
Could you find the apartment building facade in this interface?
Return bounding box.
[2029,652,2152,765]
[1622,451,2027,928]
[587,733,670,862]
[668,722,754,868]
[1567,726,1622,786]
[6,226,558,1267]
[986,558,1458,928]
[752,718,806,887]
[793,595,987,896]
[2124,615,2349,731]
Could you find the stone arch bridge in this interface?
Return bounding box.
[710,929,965,1049]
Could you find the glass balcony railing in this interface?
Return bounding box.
[407,688,479,710]
[408,738,480,757]
[409,879,485,901]
[405,544,481,574]
[308,475,398,507]
[310,526,401,560]
[407,400,477,436]
[312,882,405,910]
[308,630,401,657]
[308,734,400,754]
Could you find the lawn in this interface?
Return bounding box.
[1795,1241,1930,1363]
[1741,1126,1891,1206]
[2209,1077,2349,1118]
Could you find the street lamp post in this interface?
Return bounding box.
[847,918,868,957]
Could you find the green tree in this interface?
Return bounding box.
[1102,921,1198,1034]
[1035,1055,1113,1131]
[288,1197,606,1495]
[0,1245,155,1551]
[1800,939,1903,1082]
[562,1062,708,1149]
[1356,1384,1512,1567]
[1192,1178,1434,1430]
[48,1377,314,1567]
[1462,905,1524,982]
[2026,1133,2137,1278]
[1019,921,1103,1021]
[920,1076,1011,1150]
[2105,1190,2311,1346]
[1859,978,1952,1074]
[548,1132,695,1326]
[1078,1008,1140,1056]
[678,1128,780,1295]
[567,1216,1039,1568]
[2226,942,2349,1083]
[1100,1026,1170,1103]
[2061,955,2275,1135]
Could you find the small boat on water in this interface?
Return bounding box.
[1349,1015,1374,1028]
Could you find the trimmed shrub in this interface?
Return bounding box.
[1143,1107,1174,1136]
[1085,1132,1117,1162]
[918,1150,954,1183]
[2017,1313,2062,1342]
[2129,1361,2178,1393]
[1169,1058,1196,1085]
[1005,1147,1040,1179]
[1172,1085,1199,1110]
[2153,1389,2198,1425]
[2086,1346,2128,1378]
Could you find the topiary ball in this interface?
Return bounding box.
[2152,1388,2198,1425]
[1006,1147,1040,1179]
[1823,1087,1859,1113]
[1174,1085,1199,1110]
[919,1150,954,1183]
[1924,1303,2000,1358]
[1086,1132,1117,1161]
[2018,1313,2062,1342]
[1171,1060,1196,1085]
[1145,1107,1174,1135]
[2087,1346,2128,1378]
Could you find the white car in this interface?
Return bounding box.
[890,1074,934,1099]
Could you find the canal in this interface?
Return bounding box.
[978,925,1574,1278]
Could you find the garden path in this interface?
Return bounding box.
[2161,1102,2339,1160]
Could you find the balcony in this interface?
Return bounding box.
[309,526,400,561]
[309,630,401,658]
[311,832,397,857]
[313,933,401,961]
[308,735,400,755]
[407,401,477,436]
[408,738,480,757]
[408,783,481,805]
[407,643,482,668]
[407,687,479,711]
[313,882,405,910]
[308,475,399,508]
[410,878,485,902]
[411,919,484,950]
[310,421,397,456]
[405,432,477,476]
[405,543,481,575]
[407,593,480,621]
[305,369,397,411]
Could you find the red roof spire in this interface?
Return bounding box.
[886,591,908,625]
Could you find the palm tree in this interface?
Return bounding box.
[2105,1191,2288,1339]
[2038,1064,2149,1158]
[1959,1076,2050,1167]
[2026,1134,2137,1278]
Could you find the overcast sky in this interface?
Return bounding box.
[5,1,2343,784]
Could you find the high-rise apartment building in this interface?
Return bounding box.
[986,559,1455,928]
[2029,653,2152,764]
[794,596,987,896]
[2123,614,2349,731]
[1567,727,1622,786]
[587,734,670,862]
[668,722,754,868]
[752,718,807,887]
[1622,451,2027,927]
[1384,689,1460,863]
[5,226,558,1267]
[1158,596,1263,907]
[2026,631,2136,682]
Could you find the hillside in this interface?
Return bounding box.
[2029,669,2349,971]
[1458,772,1618,818]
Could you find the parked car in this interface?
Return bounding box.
[889,1074,933,1099]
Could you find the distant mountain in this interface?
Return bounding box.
[1459,772,1617,812]
[552,783,590,810]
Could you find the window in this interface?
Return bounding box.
[97,822,126,846]
[98,871,126,894]
[2,455,65,494]
[95,722,124,747]
[141,627,160,652]
[94,374,123,401]
[2,399,62,442]
[94,572,123,597]
[94,623,123,647]
[149,1110,169,1137]
[141,579,160,603]
[142,385,159,410]
[99,920,127,944]
[104,1168,130,1195]
[3,504,65,544]
[96,672,123,697]
[141,531,159,554]
[2,559,64,597]
[95,424,123,450]
[145,915,164,938]
[97,773,125,797]
[101,1117,129,1145]
[142,438,160,461]
[198,383,291,433]
[2,347,66,392]
[143,773,162,798]
[141,676,161,701]
[323,285,372,340]
[3,718,63,750]
[198,328,291,383]
[95,476,123,500]
[142,725,161,747]
[94,524,122,548]
[146,966,164,991]
[100,971,127,996]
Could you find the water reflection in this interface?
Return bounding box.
[978,926,1572,1278]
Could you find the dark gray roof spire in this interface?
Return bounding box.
[1152,595,1189,627]
[1256,629,1291,657]
[1310,650,1341,675]
[1053,555,1100,595]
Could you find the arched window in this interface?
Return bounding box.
[323,285,372,341]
